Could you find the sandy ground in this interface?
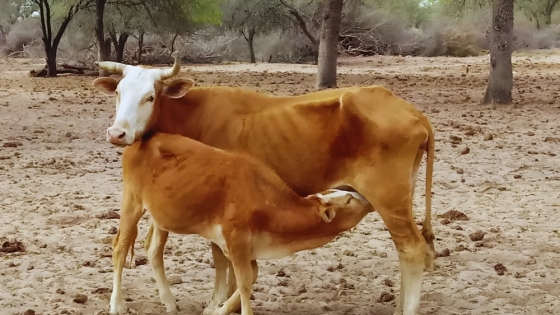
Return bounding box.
[1,51,559,315]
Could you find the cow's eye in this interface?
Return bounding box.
[146,95,154,102]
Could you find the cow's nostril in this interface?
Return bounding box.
[118,132,126,139]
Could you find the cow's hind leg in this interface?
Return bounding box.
[145,221,177,312]
[110,192,143,314]
[354,171,428,315]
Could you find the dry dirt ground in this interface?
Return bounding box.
[1,51,559,315]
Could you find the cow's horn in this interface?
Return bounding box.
[95,61,127,75]
[159,51,181,80]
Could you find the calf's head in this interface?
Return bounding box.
[309,189,373,226]
[91,52,194,146]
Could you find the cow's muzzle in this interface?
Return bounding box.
[106,126,130,145]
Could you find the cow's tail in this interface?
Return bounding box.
[421,119,435,266]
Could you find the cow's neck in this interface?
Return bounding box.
[257,200,342,239]
[153,88,246,147]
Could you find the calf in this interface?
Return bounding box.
[110,132,374,315]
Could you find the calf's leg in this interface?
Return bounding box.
[211,260,258,315]
[109,193,144,314]
[202,243,230,314]
[145,221,177,312]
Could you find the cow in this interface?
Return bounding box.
[93,52,436,315]
[112,131,374,315]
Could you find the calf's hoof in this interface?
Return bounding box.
[109,301,127,314]
[201,307,220,315]
[164,301,179,313]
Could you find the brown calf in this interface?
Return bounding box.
[110,132,374,315]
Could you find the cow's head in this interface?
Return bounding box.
[92,52,194,146]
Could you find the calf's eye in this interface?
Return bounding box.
[147,96,155,102]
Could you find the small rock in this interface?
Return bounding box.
[456,168,464,174]
[484,133,494,141]
[83,260,96,267]
[436,248,450,257]
[469,230,485,242]
[276,269,286,277]
[92,287,111,294]
[134,255,148,266]
[527,131,535,136]
[449,135,462,144]
[513,174,522,179]
[73,293,88,304]
[65,132,72,138]
[2,141,22,148]
[379,291,395,303]
[440,219,451,225]
[378,252,387,258]
[108,226,117,234]
[98,211,120,220]
[494,263,507,276]
[0,239,25,253]
[56,288,65,294]
[442,210,469,221]
[22,310,35,315]
[297,285,307,293]
[383,278,394,287]
[460,147,470,155]
[168,276,183,285]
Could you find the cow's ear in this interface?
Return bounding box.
[92,77,118,94]
[319,206,336,223]
[164,79,195,99]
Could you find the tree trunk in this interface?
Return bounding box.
[110,32,129,63]
[46,49,57,77]
[315,0,343,90]
[95,0,109,76]
[137,30,144,64]
[170,32,179,57]
[279,0,320,65]
[244,29,256,63]
[544,10,552,26]
[482,0,514,105]
[248,37,256,63]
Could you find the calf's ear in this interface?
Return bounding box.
[92,77,118,94]
[164,78,195,99]
[320,207,336,223]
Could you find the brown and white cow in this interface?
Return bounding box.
[93,53,435,315]
[112,131,374,315]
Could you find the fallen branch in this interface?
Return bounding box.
[29,65,99,77]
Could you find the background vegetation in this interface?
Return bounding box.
[1,0,559,67]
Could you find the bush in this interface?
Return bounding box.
[4,18,41,54]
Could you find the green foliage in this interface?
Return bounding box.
[0,0,35,33]
[517,0,560,28]
[367,0,432,26]
[148,0,223,34]
[221,0,286,38]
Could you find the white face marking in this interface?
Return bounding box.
[111,66,162,144]
[317,189,368,204]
